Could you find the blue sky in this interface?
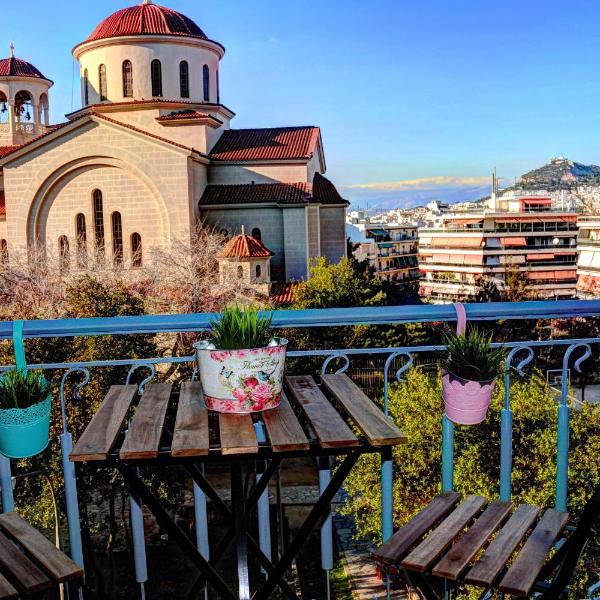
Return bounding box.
[4,0,600,199]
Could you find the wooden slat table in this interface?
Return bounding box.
[71,373,406,600]
[374,494,570,599]
[0,513,82,599]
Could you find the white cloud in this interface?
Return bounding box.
[345,175,497,191]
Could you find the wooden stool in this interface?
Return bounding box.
[375,487,600,599]
[0,512,83,599]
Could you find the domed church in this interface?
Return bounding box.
[0,0,348,281]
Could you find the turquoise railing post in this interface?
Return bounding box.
[318,456,333,599]
[382,352,412,545]
[441,415,454,493]
[126,364,156,600]
[501,347,534,502]
[0,320,27,513]
[557,343,592,512]
[60,368,90,571]
[0,456,13,513]
[254,422,271,573]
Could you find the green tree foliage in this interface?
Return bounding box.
[342,368,600,596]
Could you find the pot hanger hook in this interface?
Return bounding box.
[453,303,467,336]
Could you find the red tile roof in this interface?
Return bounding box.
[200,175,348,207]
[0,191,5,216]
[0,145,23,159]
[0,56,50,81]
[218,233,274,259]
[80,2,210,45]
[201,182,311,206]
[157,110,212,121]
[270,282,298,306]
[209,126,320,162]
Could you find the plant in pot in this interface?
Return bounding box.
[442,328,506,425]
[0,369,52,458]
[194,306,288,414]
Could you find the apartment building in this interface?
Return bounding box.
[350,223,420,282]
[419,196,579,302]
[577,216,600,298]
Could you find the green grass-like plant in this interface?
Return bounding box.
[0,369,52,410]
[209,305,273,350]
[443,328,506,382]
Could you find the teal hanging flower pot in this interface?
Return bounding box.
[0,370,52,459]
[0,397,51,458]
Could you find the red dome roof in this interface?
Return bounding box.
[82,1,210,45]
[0,56,49,81]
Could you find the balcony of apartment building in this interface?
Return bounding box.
[1,303,600,598]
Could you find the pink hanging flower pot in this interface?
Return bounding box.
[442,371,497,425]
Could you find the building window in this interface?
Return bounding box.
[237,265,244,279]
[59,236,70,272]
[203,65,210,102]
[255,265,262,278]
[0,240,7,268]
[122,60,133,98]
[179,61,190,98]
[151,60,163,97]
[131,233,142,267]
[98,64,107,101]
[251,227,262,241]
[83,69,89,105]
[75,213,87,267]
[92,189,105,256]
[111,212,123,266]
[216,69,220,104]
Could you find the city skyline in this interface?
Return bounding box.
[4,0,600,203]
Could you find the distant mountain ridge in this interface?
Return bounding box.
[512,157,600,191]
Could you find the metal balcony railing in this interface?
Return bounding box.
[0,300,599,597]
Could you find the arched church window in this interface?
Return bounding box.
[203,65,210,102]
[14,91,32,122]
[98,65,107,101]
[255,265,262,278]
[75,213,87,267]
[0,240,7,268]
[0,92,7,125]
[83,69,89,105]
[237,265,244,279]
[59,236,70,272]
[151,60,163,97]
[92,189,105,256]
[122,60,133,98]
[111,212,123,266]
[179,61,190,98]
[131,233,142,268]
[251,227,262,241]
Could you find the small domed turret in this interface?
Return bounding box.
[0,44,53,146]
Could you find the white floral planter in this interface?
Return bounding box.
[194,339,288,413]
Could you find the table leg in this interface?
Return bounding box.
[231,462,250,600]
[252,449,361,600]
[117,465,237,600]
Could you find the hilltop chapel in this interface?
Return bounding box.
[0,0,348,282]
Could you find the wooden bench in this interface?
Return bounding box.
[0,512,82,599]
[375,487,600,599]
